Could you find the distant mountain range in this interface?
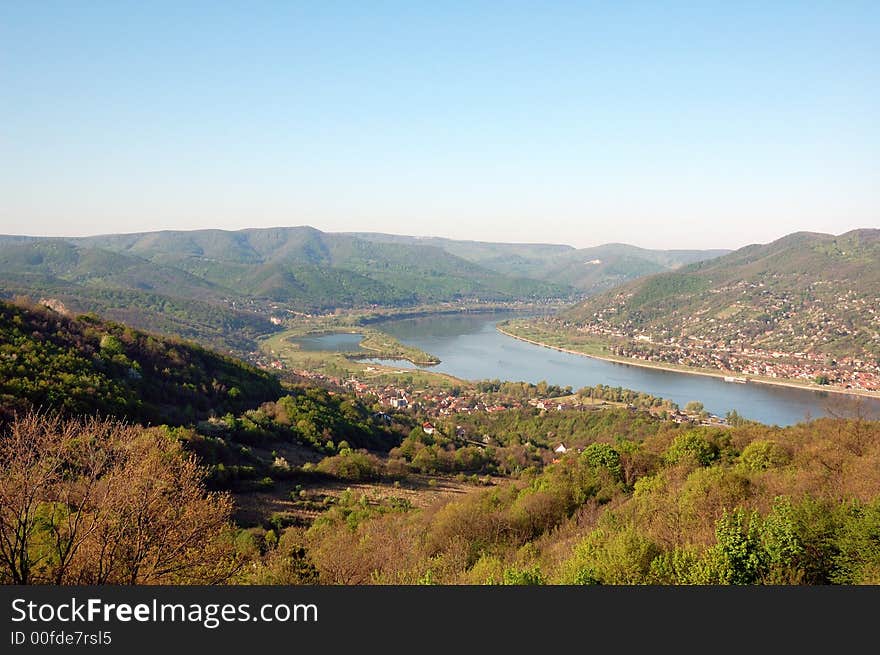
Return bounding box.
[559,229,880,360]
[0,226,564,308]
[0,226,727,352]
[349,232,729,295]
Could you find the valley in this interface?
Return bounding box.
[2,227,880,587]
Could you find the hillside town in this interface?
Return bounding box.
[604,340,880,392]
[574,283,880,392]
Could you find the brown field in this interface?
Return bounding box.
[233,474,480,527]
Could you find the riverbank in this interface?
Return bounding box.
[352,329,440,366]
[496,325,880,401]
[268,328,439,366]
[262,312,440,366]
[259,316,463,389]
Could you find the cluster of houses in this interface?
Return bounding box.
[339,376,727,426]
[580,283,880,393]
[251,356,725,427]
[369,386,516,416]
[607,342,880,392]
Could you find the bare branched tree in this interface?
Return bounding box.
[0,411,237,585]
[824,395,880,456]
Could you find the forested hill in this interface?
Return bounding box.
[0,300,283,424]
[349,232,729,294]
[0,228,579,354]
[0,227,570,313]
[559,229,880,359]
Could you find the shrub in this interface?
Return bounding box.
[315,449,382,481]
[739,440,791,471]
[502,565,545,585]
[663,431,718,467]
[580,443,623,481]
[561,526,661,585]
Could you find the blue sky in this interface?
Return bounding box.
[1,1,877,249]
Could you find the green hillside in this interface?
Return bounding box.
[555,229,880,361]
[350,232,728,294]
[0,299,283,424]
[0,239,233,300]
[0,227,583,355]
[0,228,572,330]
[0,274,274,355]
[537,243,730,294]
[0,228,727,339]
[76,226,571,303]
[298,414,880,585]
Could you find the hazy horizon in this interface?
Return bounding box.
[3,222,876,254]
[1,219,876,252]
[2,3,877,250]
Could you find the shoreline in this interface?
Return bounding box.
[351,335,440,367]
[280,328,440,367]
[496,326,880,401]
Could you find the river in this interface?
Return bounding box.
[353,311,880,427]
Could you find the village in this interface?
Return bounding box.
[578,283,880,392]
[248,347,728,431]
[604,341,880,392]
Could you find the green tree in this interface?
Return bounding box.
[580,443,623,481]
[502,565,545,585]
[739,440,790,472]
[709,508,765,584]
[663,431,718,467]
